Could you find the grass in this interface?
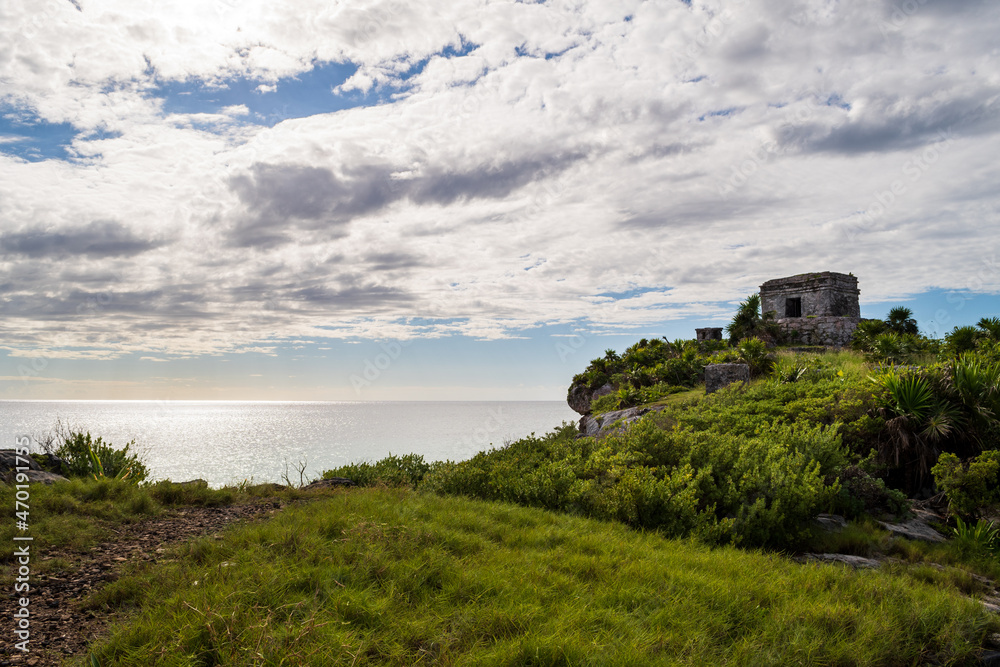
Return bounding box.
[83,488,998,666]
[0,478,305,585]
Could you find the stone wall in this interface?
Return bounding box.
[775,316,861,347]
[760,272,860,318]
[696,327,723,341]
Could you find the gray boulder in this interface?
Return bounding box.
[567,381,614,415]
[705,363,750,394]
[801,553,881,569]
[878,518,946,543]
[579,406,653,438]
[813,514,848,532]
[0,450,42,475]
[23,470,69,484]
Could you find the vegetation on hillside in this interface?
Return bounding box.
[83,489,996,666]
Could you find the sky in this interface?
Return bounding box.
[0,0,998,401]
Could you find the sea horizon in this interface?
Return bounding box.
[1,400,579,487]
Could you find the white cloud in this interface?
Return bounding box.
[0,0,998,359]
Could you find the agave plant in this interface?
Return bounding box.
[953,516,999,553]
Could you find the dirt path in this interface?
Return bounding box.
[1,501,282,667]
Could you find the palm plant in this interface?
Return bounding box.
[885,306,919,336]
[736,336,775,377]
[726,294,779,344]
[869,371,954,488]
[944,326,981,356]
[946,354,1000,450]
[867,332,912,365]
[978,317,1000,341]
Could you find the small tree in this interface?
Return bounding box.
[885,307,919,336]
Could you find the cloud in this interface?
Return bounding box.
[0,220,166,258]
[0,0,997,360]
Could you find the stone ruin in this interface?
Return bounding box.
[759,271,861,347]
[695,327,723,342]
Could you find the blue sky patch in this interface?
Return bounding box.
[154,61,368,126]
[698,107,739,121]
[0,108,78,161]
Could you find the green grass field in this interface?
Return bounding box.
[83,488,996,666]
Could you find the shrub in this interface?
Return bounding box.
[55,431,149,483]
[736,336,775,377]
[322,453,431,488]
[932,450,1000,519]
[726,293,780,345]
[943,326,982,357]
[830,465,909,519]
[952,516,999,556]
[423,419,844,549]
[852,319,888,352]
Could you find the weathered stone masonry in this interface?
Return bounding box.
[759,272,861,347]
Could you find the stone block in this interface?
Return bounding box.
[705,363,750,394]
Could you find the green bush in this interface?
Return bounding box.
[952,516,999,557]
[736,336,775,377]
[932,450,1000,519]
[55,431,149,483]
[322,453,431,488]
[423,419,844,548]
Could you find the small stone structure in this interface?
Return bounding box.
[695,327,723,342]
[704,363,750,394]
[759,272,861,347]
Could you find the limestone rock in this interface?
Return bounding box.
[813,514,848,532]
[567,381,614,415]
[23,470,70,484]
[704,363,750,394]
[802,553,881,569]
[0,449,42,474]
[878,518,946,543]
[579,407,652,438]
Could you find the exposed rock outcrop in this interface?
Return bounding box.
[799,553,881,569]
[579,406,654,438]
[567,381,614,415]
[878,517,946,543]
[0,449,41,474]
[24,470,70,484]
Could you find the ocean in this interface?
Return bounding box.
[0,400,579,487]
